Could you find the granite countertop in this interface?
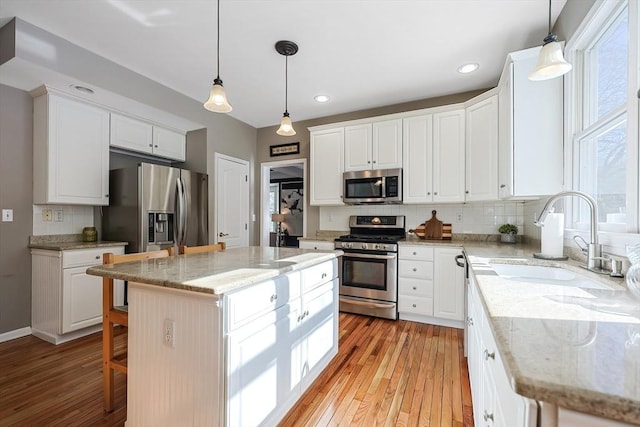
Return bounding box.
[467,246,640,425]
[87,246,342,296]
[29,240,129,250]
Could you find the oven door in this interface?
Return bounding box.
[339,251,397,302]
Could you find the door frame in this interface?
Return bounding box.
[214,152,250,247]
[260,158,307,247]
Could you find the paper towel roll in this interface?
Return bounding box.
[541,213,564,257]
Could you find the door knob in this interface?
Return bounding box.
[218,232,229,237]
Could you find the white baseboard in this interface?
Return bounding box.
[31,324,102,345]
[0,326,32,343]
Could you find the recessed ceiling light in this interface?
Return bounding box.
[457,63,479,74]
[314,95,330,103]
[70,84,95,94]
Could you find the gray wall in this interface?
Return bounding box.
[256,89,488,238]
[0,84,33,334]
[553,0,598,42]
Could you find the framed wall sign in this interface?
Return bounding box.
[270,142,300,157]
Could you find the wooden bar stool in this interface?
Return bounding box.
[102,249,172,412]
[179,242,226,254]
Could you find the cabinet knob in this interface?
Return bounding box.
[465,190,469,194]
[372,160,376,164]
[484,349,495,360]
[321,272,327,279]
[412,286,417,290]
[412,268,417,272]
[434,192,438,195]
[412,304,417,308]
[483,411,494,422]
[95,255,100,259]
[154,145,158,148]
[148,144,153,147]
[105,194,109,198]
[500,184,506,188]
[314,246,318,250]
[427,192,431,195]
[413,252,417,255]
[367,161,371,164]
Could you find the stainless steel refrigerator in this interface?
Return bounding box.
[103,163,208,253]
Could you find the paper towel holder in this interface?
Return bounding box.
[533,252,568,261]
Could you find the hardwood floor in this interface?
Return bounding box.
[0,314,472,426]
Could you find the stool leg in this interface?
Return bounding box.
[103,278,115,412]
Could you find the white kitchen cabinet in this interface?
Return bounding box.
[433,247,465,322]
[434,110,466,203]
[344,119,402,171]
[402,109,465,204]
[498,47,563,199]
[33,89,110,205]
[465,94,499,202]
[298,240,336,251]
[402,114,434,203]
[31,245,126,344]
[467,271,538,427]
[110,112,186,161]
[224,261,338,427]
[398,245,464,328]
[310,128,345,205]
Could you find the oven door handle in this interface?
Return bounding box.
[343,252,397,260]
[340,297,396,309]
[455,254,465,268]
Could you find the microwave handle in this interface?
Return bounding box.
[381,176,386,197]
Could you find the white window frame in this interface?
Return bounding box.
[563,0,640,256]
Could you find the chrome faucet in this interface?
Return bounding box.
[534,191,603,271]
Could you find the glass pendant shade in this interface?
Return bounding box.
[529,39,572,81]
[276,112,296,136]
[204,79,232,112]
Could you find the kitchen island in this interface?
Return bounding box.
[87,246,342,427]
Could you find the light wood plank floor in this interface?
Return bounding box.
[0,314,472,426]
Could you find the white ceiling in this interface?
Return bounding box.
[0,0,567,129]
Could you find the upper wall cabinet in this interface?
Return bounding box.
[33,90,110,205]
[465,94,498,202]
[403,109,465,204]
[344,119,402,171]
[498,47,563,199]
[110,113,186,162]
[310,128,345,206]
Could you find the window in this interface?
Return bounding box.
[269,183,279,233]
[568,0,637,236]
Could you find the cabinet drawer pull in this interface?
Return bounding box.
[483,411,494,422]
[484,349,495,360]
[95,255,100,259]
[412,268,417,272]
[270,294,278,302]
[500,184,506,188]
[412,286,417,290]
[412,251,417,255]
[321,272,327,279]
[412,304,417,308]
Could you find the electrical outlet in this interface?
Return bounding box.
[2,209,13,222]
[54,209,64,222]
[163,319,176,348]
[42,209,52,222]
[456,213,463,222]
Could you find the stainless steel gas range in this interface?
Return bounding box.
[334,215,405,320]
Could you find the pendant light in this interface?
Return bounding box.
[204,0,232,112]
[275,40,298,136]
[529,0,572,81]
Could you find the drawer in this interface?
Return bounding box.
[398,278,433,298]
[299,240,335,251]
[226,271,301,331]
[62,246,125,268]
[302,259,337,294]
[399,245,433,261]
[398,295,433,316]
[398,259,433,279]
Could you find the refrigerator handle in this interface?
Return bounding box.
[181,176,189,245]
[176,177,185,246]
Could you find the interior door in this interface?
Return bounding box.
[216,154,249,248]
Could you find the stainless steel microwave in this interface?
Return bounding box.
[343,168,402,204]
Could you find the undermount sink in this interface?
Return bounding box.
[489,263,620,290]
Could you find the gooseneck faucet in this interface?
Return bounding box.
[534,191,602,271]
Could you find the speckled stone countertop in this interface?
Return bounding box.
[29,234,128,251]
[87,246,342,296]
[467,245,640,425]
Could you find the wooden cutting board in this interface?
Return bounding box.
[424,210,443,239]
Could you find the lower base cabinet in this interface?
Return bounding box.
[31,246,125,344]
[398,245,464,328]
[126,259,339,427]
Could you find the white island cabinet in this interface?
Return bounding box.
[96,248,341,427]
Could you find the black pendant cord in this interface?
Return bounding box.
[216,0,221,80]
[547,0,552,34]
[542,0,557,45]
[284,55,289,114]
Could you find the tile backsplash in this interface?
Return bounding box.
[32,204,94,235]
[319,201,525,234]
